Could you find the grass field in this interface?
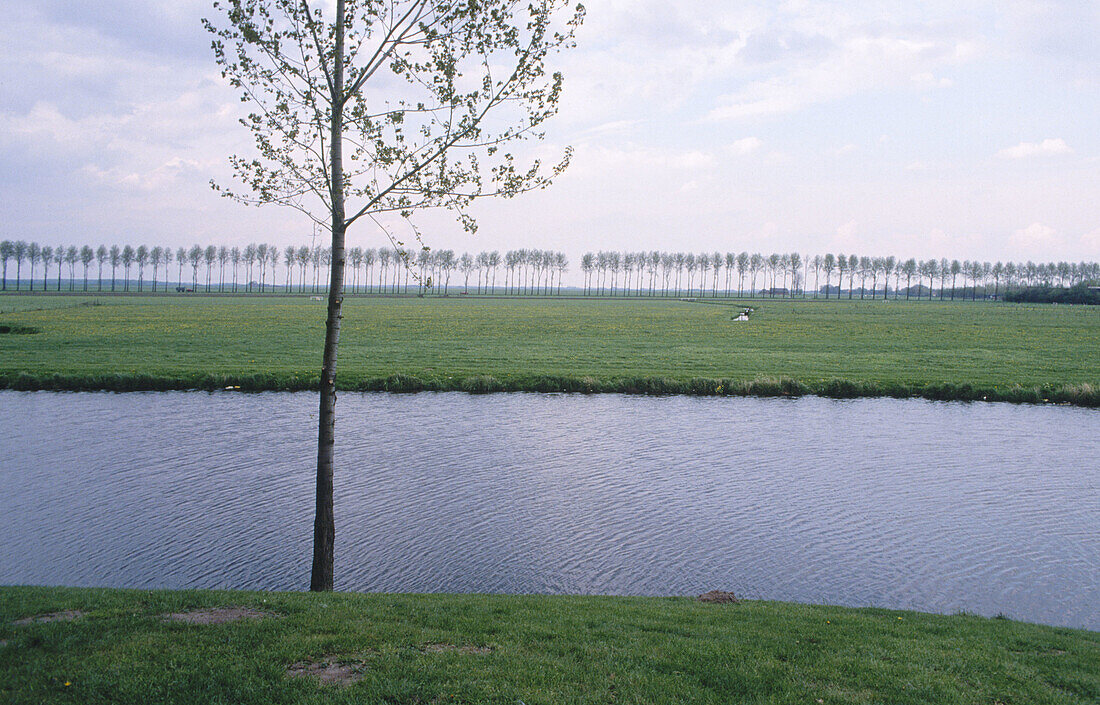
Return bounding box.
[0,294,1097,403]
[2,585,1097,704]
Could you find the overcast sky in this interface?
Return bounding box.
[2,0,1098,279]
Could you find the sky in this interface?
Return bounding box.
[2,0,1098,283]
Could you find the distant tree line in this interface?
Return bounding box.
[2,238,1097,300]
[580,250,1100,300]
[0,239,568,295]
[1003,283,1100,305]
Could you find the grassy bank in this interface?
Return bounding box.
[2,586,1097,704]
[1,296,1097,405]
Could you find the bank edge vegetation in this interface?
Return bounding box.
[2,239,1098,300]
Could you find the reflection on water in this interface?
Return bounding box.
[0,391,1097,630]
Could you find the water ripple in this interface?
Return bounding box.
[0,391,1097,629]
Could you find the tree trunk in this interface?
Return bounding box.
[311,0,346,593]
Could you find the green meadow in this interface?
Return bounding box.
[0,295,1097,403]
[2,585,1097,705]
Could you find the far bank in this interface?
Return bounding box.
[1,296,1097,405]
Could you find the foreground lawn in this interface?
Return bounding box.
[1,586,1096,704]
[0,295,1097,401]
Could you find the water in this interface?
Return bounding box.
[0,391,1097,630]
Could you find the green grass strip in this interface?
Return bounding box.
[2,585,1097,704]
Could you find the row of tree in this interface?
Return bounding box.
[2,239,1096,299]
[580,251,1100,300]
[0,240,571,295]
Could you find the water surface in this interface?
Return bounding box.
[0,391,1096,630]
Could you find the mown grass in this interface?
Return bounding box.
[1,586,1097,704]
[0,295,1097,404]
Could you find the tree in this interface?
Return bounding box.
[310,246,323,292]
[136,246,149,291]
[364,247,377,293]
[256,243,269,292]
[11,241,27,290]
[65,246,78,290]
[991,261,1004,300]
[204,245,217,290]
[299,246,312,292]
[163,248,175,292]
[50,246,61,291]
[230,247,242,291]
[176,247,187,289]
[244,244,257,291]
[0,240,11,290]
[28,242,40,291]
[206,0,582,590]
[218,246,230,291]
[269,245,281,291]
[151,246,163,291]
[39,245,52,291]
[121,245,135,291]
[109,245,121,291]
[788,253,802,298]
[883,256,896,299]
[555,252,568,295]
[285,246,298,291]
[835,254,849,298]
[80,246,94,291]
[188,245,203,288]
[748,253,762,297]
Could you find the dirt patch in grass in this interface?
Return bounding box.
[697,590,739,604]
[163,607,273,625]
[287,658,368,687]
[12,610,85,625]
[423,643,493,655]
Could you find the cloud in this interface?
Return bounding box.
[1010,222,1060,250]
[1081,228,1100,252]
[997,138,1073,159]
[574,120,643,141]
[832,220,861,250]
[911,72,953,89]
[726,137,764,155]
[706,25,980,121]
